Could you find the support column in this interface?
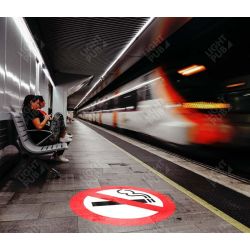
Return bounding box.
[52,85,67,124]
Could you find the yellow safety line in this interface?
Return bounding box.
[85,122,250,233]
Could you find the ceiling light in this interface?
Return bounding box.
[0,65,5,77]
[178,64,206,76]
[75,17,155,109]
[226,82,246,88]
[12,17,55,88]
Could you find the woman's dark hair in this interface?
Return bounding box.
[37,95,45,102]
[22,95,40,110]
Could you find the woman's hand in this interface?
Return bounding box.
[32,115,51,130]
[45,114,52,121]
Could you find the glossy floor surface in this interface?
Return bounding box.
[0,120,243,232]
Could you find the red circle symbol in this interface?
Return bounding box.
[69,186,176,226]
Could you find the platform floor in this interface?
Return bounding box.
[0,120,246,232]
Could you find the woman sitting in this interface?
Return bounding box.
[22,95,71,162]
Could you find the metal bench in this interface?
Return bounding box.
[11,112,68,178]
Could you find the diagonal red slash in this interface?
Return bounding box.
[88,191,166,213]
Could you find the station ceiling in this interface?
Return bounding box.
[25,17,149,109]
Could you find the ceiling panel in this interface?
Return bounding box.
[26,17,149,107]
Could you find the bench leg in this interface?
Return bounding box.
[47,167,60,179]
[39,157,60,179]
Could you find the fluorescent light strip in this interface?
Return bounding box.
[182,66,205,75]
[43,68,55,88]
[79,77,161,112]
[6,71,20,84]
[75,17,155,109]
[0,65,5,77]
[6,70,30,92]
[21,80,30,91]
[109,108,126,112]
[12,17,55,88]
[30,83,36,91]
[178,65,206,76]
[182,102,230,109]
[178,65,198,74]
[7,91,20,100]
[226,82,246,88]
[89,106,136,113]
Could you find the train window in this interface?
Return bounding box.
[95,103,100,111]
[107,99,114,110]
[113,97,119,109]
[137,85,152,102]
[145,86,152,100]
[102,101,108,111]
[137,88,145,102]
[96,103,100,111]
[118,90,137,109]
[223,91,250,114]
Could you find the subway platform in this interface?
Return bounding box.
[0,119,249,233]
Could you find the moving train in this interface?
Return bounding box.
[78,19,250,147]
[78,67,236,146]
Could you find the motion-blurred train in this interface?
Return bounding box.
[78,67,234,146]
[78,61,250,147]
[78,19,250,147]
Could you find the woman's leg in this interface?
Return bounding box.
[49,112,67,143]
[57,150,64,156]
[49,113,71,162]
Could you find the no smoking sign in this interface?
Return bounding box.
[70,186,176,226]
